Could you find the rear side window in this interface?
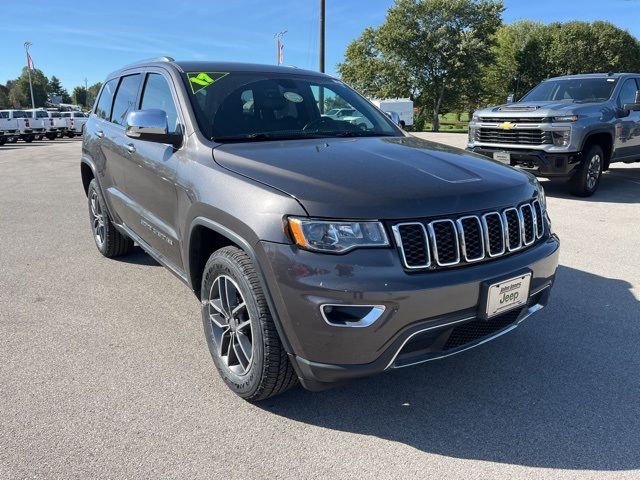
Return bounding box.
[111,74,142,126]
[0,112,7,119]
[95,79,117,120]
[36,111,48,118]
[140,73,179,134]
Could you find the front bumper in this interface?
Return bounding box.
[258,234,560,389]
[469,146,582,177]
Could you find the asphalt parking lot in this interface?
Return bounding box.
[1,136,639,479]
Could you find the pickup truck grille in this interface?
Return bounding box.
[477,128,551,145]
[392,200,545,270]
[478,117,546,123]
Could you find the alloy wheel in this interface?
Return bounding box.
[586,154,601,190]
[89,191,105,247]
[206,275,254,375]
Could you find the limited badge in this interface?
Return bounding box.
[187,72,229,94]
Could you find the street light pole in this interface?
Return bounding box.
[24,42,35,109]
[274,30,287,65]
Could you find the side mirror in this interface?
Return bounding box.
[623,90,640,112]
[506,93,515,104]
[126,109,179,146]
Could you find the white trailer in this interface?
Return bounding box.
[370,98,414,128]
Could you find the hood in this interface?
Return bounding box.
[475,100,601,118]
[213,136,539,219]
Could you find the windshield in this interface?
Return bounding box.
[183,72,400,141]
[521,78,618,103]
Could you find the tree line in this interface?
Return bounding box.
[0,67,101,110]
[338,0,640,131]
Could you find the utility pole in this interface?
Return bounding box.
[318,0,326,112]
[24,42,35,109]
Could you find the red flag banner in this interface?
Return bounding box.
[27,52,34,70]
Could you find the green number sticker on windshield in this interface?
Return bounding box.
[187,72,229,94]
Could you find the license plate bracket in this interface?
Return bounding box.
[479,272,531,319]
[493,151,511,164]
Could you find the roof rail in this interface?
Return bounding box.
[120,56,175,69]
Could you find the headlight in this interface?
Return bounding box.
[288,217,389,253]
[537,183,546,210]
[471,115,479,122]
[551,129,571,147]
[551,115,578,122]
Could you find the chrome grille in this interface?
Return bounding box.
[477,128,552,145]
[478,117,546,123]
[394,200,544,270]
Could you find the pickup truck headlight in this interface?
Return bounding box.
[288,218,389,253]
[551,129,571,147]
[551,115,578,122]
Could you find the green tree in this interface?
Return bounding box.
[72,86,87,107]
[87,82,102,108]
[7,68,49,108]
[0,88,10,109]
[339,0,503,131]
[482,20,640,105]
[47,75,72,103]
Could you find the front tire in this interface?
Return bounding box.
[201,246,298,401]
[87,179,133,257]
[568,144,603,197]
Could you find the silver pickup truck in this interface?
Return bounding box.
[468,73,640,196]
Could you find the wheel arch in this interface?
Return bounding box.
[581,130,613,170]
[186,216,295,355]
[80,158,96,196]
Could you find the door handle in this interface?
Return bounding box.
[125,143,136,154]
[95,130,104,138]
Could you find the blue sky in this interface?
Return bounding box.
[1,0,639,91]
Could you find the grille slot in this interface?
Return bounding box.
[478,117,546,123]
[443,308,523,351]
[393,223,430,269]
[457,216,485,262]
[428,219,460,266]
[503,208,522,251]
[482,212,505,257]
[532,200,544,238]
[477,128,551,145]
[520,204,535,245]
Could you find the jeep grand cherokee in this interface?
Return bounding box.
[80,57,559,401]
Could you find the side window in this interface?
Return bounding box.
[140,73,179,134]
[0,112,7,119]
[95,79,117,120]
[618,79,639,107]
[111,74,142,126]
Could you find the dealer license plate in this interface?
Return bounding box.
[485,273,531,318]
[493,151,511,163]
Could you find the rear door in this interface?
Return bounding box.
[97,73,144,228]
[615,78,640,159]
[120,69,183,269]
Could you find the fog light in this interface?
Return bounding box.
[321,304,386,328]
[552,130,571,147]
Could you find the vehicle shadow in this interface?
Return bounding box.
[259,265,640,471]
[113,246,160,267]
[541,166,640,204]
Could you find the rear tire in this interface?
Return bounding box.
[201,246,298,401]
[568,144,603,197]
[0,137,6,145]
[46,133,56,140]
[23,135,34,143]
[87,179,133,258]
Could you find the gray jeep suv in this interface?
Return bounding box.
[468,73,640,196]
[81,57,559,401]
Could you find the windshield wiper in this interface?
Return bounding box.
[332,131,396,137]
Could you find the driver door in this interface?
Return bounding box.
[615,78,640,159]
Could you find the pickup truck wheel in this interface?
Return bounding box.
[87,179,133,257]
[201,246,298,401]
[23,135,34,143]
[46,133,56,140]
[0,137,6,145]
[568,145,603,197]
